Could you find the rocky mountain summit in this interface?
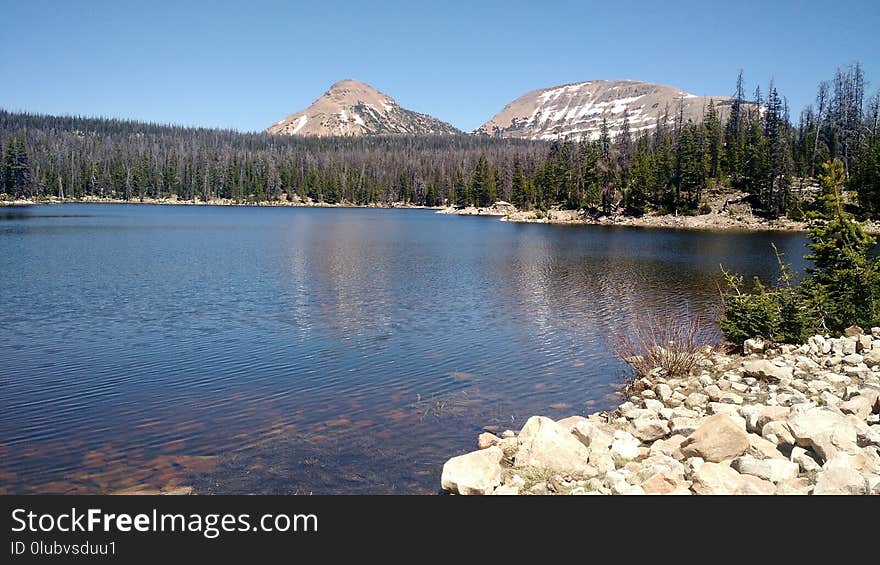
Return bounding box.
[441,326,880,495]
[266,79,460,137]
[476,80,737,141]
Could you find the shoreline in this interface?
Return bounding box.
[436,203,880,234]
[0,196,441,210]
[8,197,878,235]
[440,329,880,495]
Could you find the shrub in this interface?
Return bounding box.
[719,159,880,344]
[614,310,715,378]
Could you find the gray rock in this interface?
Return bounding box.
[441,446,504,495]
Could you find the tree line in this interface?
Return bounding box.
[2,63,878,218]
[516,63,879,219]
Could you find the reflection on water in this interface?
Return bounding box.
[0,204,808,494]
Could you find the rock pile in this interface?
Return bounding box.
[440,327,880,495]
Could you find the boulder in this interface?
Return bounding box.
[844,325,864,337]
[680,414,750,463]
[441,446,504,495]
[515,416,592,475]
[743,338,765,355]
[864,349,880,368]
[814,455,869,495]
[649,434,688,459]
[787,408,860,462]
[632,418,670,442]
[742,359,793,383]
[556,415,589,432]
[747,433,787,460]
[690,462,775,495]
[839,395,875,419]
[571,420,614,451]
[477,432,501,450]
[640,471,691,495]
[731,455,799,483]
[670,417,702,436]
[685,392,710,409]
[843,353,864,366]
[790,446,822,473]
[755,406,791,430]
[610,430,641,465]
[654,383,673,401]
[775,477,813,495]
[762,421,796,446]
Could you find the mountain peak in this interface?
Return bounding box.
[476,79,737,141]
[267,80,457,137]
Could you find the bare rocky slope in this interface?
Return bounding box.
[267,79,460,137]
[476,80,737,141]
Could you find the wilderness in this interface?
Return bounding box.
[3,57,880,497]
[3,65,880,231]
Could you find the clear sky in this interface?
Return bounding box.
[1,0,878,133]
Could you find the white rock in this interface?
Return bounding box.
[690,462,775,495]
[441,446,504,495]
[731,455,799,483]
[790,446,822,473]
[743,359,794,382]
[610,430,641,465]
[632,418,670,442]
[685,392,710,409]
[515,416,592,475]
[743,338,765,355]
[788,408,860,462]
[477,432,502,449]
[644,399,665,413]
[762,421,796,446]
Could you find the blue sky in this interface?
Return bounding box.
[1,0,878,133]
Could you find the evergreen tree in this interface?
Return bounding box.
[471,155,497,207]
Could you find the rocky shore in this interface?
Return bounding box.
[437,198,880,234]
[441,327,880,495]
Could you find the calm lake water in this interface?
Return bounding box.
[0,204,808,494]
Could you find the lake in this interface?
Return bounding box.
[0,204,808,494]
